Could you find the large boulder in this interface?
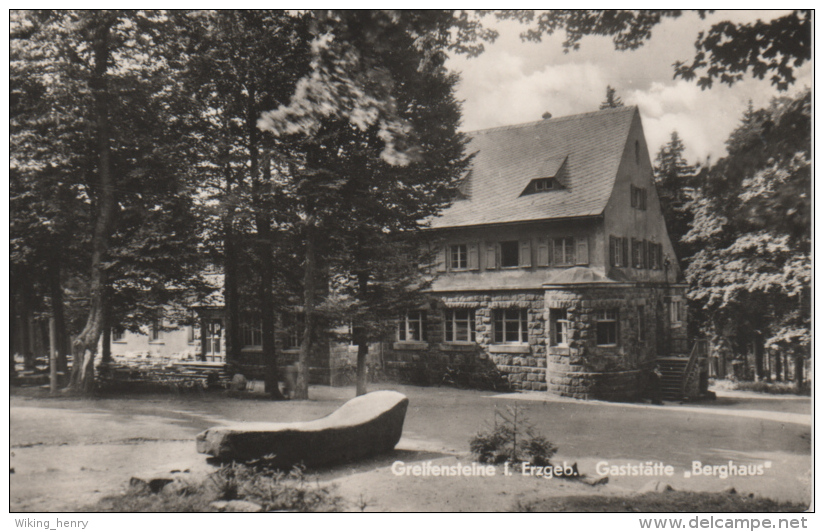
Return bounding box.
[196,390,409,468]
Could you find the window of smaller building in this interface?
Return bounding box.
[595,309,619,346]
[149,320,161,342]
[499,241,520,268]
[444,309,476,342]
[449,244,468,270]
[493,308,528,344]
[549,308,569,347]
[398,311,426,342]
[241,321,262,348]
[610,236,629,267]
[285,313,304,349]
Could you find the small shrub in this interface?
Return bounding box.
[469,406,557,467]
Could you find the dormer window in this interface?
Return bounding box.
[535,178,554,192]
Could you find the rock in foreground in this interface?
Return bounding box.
[196,390,409,468]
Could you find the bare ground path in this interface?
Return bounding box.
[9,384,811,512]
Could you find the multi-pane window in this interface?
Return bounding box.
[535,178,554,192]
[549,308,569,346]
[397,311,426,342]
[648,242,662,270]
[499,241,520,268]
[610,236,629,267]
[670,299,685,326]
[553,237,575,266]
[595,309,619,346]
[149,320,161,342]
[444,309,476,342]
[285,313,304,349]
[632,238,649,269]
[631,185,647,210]
[241,321,262,347]
[450,244,468,270]
[493,308,528,344]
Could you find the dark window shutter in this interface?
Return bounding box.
[468,242,479,270]
[609,236,616,266]
[519,240,532,268]
[575,236,588,265]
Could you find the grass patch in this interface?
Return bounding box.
[514,491,808,512]
[90,462,342,512]
[711,379,810,396]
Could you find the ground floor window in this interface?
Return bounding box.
[549,308,569,346]
[670,299,686,326]
[444,309,476,342]
[398,311,426,342]
[241,321,262,348]
[595,309,619,346]
[494,308,528,343]
[284,313,304,349]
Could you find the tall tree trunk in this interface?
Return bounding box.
[223,213,239,369]
[753,332,765,381]
[69,15,116,395]
[354,271,369,396]
[10,279,18,377]
[794,354,804,387]
[48,256,69,374]
[295,218,316,400]
[255,151,284,399]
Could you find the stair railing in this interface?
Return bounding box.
[679,339,708,398]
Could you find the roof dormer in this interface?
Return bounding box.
[520,155,567,196]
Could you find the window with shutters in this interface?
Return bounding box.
[648,242,662,269]
[398,311,426,342]
[500,241,519,268]
[444,309,476,343]
[632,238,646,269]
[449,244,467,270]
[552,237,575,266]
[493,308,528,344]
[610,236,629,268]
[670,299,685,327]
[549,308,569,347]
[595,309,619,346]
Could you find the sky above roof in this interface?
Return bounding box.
[445,10,811,165]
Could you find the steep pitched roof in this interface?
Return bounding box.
[429,106,638,229]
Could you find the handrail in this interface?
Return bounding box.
[679,339,708,398]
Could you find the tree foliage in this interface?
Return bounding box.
[683,90,810,377]
[599,85,624,109]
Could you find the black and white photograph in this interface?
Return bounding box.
[8,7,812,522]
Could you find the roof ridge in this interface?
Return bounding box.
[466,105,637,136]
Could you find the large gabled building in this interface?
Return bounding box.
[385,106,705,400]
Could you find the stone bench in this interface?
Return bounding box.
[196,390,409,468]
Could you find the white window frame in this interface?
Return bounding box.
[670,299,685,327]
[493,308,528,344]
[553,237,575,266]
[595,309,619,346]
[397,311,425,342]
[444,309,476,343]
[549,308,569,347]
[449,243,468,270]
[241,321,263,348]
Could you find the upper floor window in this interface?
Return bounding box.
[450,244,468,270]
[609,236,629,268]
[631,185,647,210]
[595,309,619,346]
[398,311,426,342]
[553,237,575,266]
[493,308,528,344]
[499,241,520,268]
[648,242,663,270]
[549,308,569,347]
[631,238,648,269]
[534,178,554,192]
[444,309,476,343]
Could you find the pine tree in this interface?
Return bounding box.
[599,85,624,109]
